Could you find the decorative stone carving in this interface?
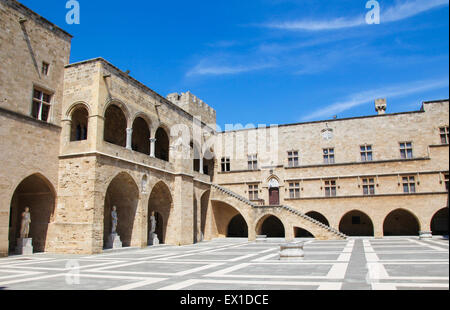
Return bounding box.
[107,206,122,249]
[148,212,160,245]
[111,206,118,234]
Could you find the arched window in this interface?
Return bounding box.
[155,127,169,161]
[104,105,127,147]
[70,106,88,141]
[132,117,150,155]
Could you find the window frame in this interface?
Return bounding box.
[440,127,449,144]
[324,179,337,197]
[323,148,335,164]
[288,182,301,199]
[399,142,413,159]
[221,157,231,172]
[247,154,258,171]
[360,145,373,162]
[362,178,375,195]
[402,176,416,194]
[248,184,259,201]
[31,88,52,122]
[41,62,50,76]
[288,151,299,167]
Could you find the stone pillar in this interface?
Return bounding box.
[150,138,156,158]
[199,157,204,174]
[126,128,133,150]
[170,175,194,245]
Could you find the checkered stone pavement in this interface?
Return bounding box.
[0,237,448,290]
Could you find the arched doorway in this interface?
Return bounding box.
[155,127,169,161]
[104,105,127,147]
[258,215,285,237]
[103,173,139,248]
[339,210,374,236]
[306,211,330,226]
[268,178,280,206]
[9,174,56,253]
[294,227,314,238]
[70,105,88,141]
[227,214,248,237]
[132,117,150,155]
[431,208,449,236]
[383,209,420,236]
[148,181,173,244]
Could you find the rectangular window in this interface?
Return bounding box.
[323,148,335,164]
[221,157,231,172]
[324,180,337,197]
[402,176,416,193]
[31,88,52,122]
[248,154,258,170]
[400,142,413,159]
[362,178,375,195]
[41,62,50,76]
[440,127,449,144]
[288,151,299,167]
[289,182,300,199]
[248,184,259,201]
[445,174,449,192]
[361,145,373,162]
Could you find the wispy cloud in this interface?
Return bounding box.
[264,0,448,31]
[186,56,277,76]
[300,77,449,121]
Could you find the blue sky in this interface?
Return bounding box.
[21,0,449,129]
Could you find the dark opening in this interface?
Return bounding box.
[227,214,248,237]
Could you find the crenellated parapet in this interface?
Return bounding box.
[167,91,216,126]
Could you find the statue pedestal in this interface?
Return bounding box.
[419,231,433,239]
[148,233,159,246]
[279,243,304,261]
[16,238,33,255]
[107,233,122,249]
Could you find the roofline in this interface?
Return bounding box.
[65,58,216,130]
[219,99,449,134]
[6,0,73,39]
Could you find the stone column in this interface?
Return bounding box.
[150,138,156,158]
[199,157,204,174]
[126,128,133,150]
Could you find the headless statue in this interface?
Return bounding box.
[111,206,118,234]
[20,207,31,239]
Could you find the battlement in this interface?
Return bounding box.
[167,91,216,125]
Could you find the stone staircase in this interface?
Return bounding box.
[211,183,347,240]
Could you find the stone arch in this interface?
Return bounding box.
[148,181,173,244]
[155,127,170,161]
[305,211,330,226]
[69,104,89,142]
[65,101,91,119]
[227,214,248,237]
[132,116,151,155]
[103,172,139,248]
[210,200,250,239]
[256,214,286,237]
[9,173,56,253]
[104,104,128,147]
[383,209,420,236]
[339,210,374,237]
[103,99,131,124]
[431,208,449,236]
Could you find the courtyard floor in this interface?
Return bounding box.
[0,237,448,290]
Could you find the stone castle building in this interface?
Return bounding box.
[0,0,448,256]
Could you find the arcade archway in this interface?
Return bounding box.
[339,210,374,237]
[383,209,420,236]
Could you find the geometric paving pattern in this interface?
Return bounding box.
[0,237,448,290]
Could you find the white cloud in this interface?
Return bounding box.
[186,57,276,76]
[300,78,449,121]
[265,0,448,31]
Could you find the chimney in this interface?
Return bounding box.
[375,98,387,115]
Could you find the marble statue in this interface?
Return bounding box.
[20,207,31,239]
[150,212,156,234]
[111,206,118,234]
